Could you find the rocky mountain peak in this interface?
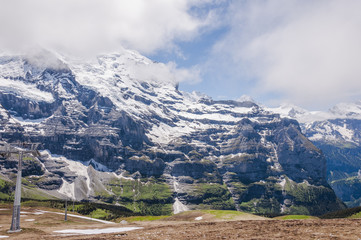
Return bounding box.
[0,48,345,216]
[269,101,361,207]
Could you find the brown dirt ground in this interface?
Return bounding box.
[1,205,361,240]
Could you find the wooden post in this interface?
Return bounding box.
[65,199,68,221]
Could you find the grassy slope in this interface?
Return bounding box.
[98,178,173,215]
[200,210,246,219]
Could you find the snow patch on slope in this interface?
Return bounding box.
[58,178,75,199]
[335,124,354,141]
[307,121,357,144]
[0,79,54,102]
[173,198,189,214]
[42,150,92,199]
[53,227,141,236]
[13,116,47,125]
[0,105,9,120]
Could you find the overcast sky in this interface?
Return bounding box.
[1,0,360,110]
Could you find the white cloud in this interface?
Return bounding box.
[129,61,201,84]
[209,0,361,109]
[0,0,211,55]
[0,0,212,87]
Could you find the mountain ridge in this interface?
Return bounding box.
[0,49,345,215]
[270,101,361,207]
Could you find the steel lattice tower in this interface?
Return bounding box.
[0,142,40,233]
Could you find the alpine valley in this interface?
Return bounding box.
[0,48,348,216]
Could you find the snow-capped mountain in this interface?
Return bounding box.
[0,49,345,215]
[270,101,361,207]
[269,102,361,145]
[330,102,361,119]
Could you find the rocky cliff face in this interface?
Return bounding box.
[270,102,361,207]
[0,49,345,215]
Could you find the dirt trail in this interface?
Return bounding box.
[71,219,361,240]
[1,206,361,239]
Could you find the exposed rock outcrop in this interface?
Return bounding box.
[0,50,345,215]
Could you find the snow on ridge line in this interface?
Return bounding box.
[267,102,361,124]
